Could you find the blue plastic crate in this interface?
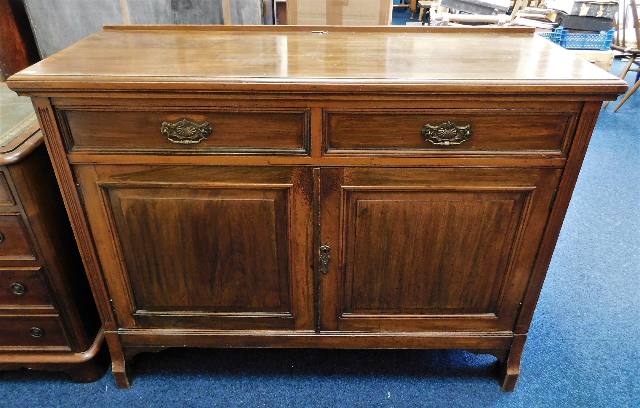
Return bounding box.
[539,27,614,50]
[539,30,562,44]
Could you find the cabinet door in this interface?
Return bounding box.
[318,167,561,332]
[75,165,313,330]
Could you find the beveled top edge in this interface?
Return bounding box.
[7,77,628,97]
[102,24,537,34]
[7,25,628,97]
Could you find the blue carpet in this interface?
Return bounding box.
[0,64,638,407]
[392,4,413,25]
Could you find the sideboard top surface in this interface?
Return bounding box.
[8,25,627,95]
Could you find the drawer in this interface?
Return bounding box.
[0,315,68,348]
[0,214,37,260]
[0,268,52,307]
[60,108,310,154]
[324,110,577,156]
[0,172,15,207]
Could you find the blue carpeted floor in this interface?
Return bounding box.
[0,64,638,407]
[392,3,413,25]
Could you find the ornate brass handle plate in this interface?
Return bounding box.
[161,118,212,144]
[421,121,472,146]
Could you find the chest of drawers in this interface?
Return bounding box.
[0,83,104,381]
[7,25,627,390]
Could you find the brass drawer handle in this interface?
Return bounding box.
[29,327,45,338]
[421,121,472,146]
[10,282,26,296]
[0,231,4,244]
[319,244,331,275]
[161,118,212,144]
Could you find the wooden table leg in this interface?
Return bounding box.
[604,54,637,108]
[613,77,640,111]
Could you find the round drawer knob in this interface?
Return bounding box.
[10,282,26,296]
[29,327,45,338]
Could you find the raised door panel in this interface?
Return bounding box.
[319,167,561,332]
[75,165,313,330]
[109,187,290,313]
[345,191,522,314]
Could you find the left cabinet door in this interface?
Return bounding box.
[75,165,314,331]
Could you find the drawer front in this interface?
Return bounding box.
[0,268,52,307]
[0,172,15,207]
[61,109,310,155]
[325,110,576,156]
[0,315,68,348]
[0,214,37,261]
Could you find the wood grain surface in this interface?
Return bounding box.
[6,26,627,390]
[8,26,627,95]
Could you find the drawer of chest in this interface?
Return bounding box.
[324,109,577,156]
[0,268,52,307]
[0,172,16,207]
[0,315,68,348]
[59,108,310,155]
[0,214,37,261]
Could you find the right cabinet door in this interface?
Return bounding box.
[318,167,561,332]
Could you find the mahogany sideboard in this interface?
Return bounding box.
[0,83,105,381]
[7,25,627,390]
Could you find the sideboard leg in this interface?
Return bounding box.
[499,334,527,392]
[112,357,131,389]
[113,363,131,388]
[104,331,132,388]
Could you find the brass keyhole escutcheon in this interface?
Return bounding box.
[319,244,331,275]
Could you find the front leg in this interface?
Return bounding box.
[104,331,132,388]
[499,334,527,391]
[113,360,131,388]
